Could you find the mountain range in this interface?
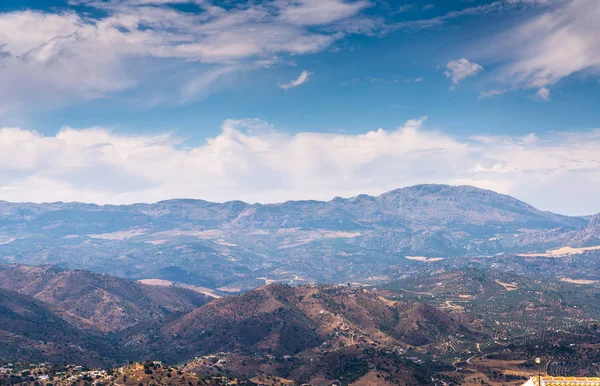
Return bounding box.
[0,184,598,291]
[0,264,469,384]
[3,263,600,385]
[2,185,600,384]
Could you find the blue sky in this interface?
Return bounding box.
[0,0,599,214]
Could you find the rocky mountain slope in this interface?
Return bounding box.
[118,283,477,365]
[3,265,600,385]
[0,265,469,384]
[0,288,118,366]
[584,213,600,238]
[0,264,211,333]
[380,268,600,338]
[117,284,461,384]
[0,185,595,290]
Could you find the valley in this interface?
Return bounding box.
[1,185,600,384]
[2,263,600,385]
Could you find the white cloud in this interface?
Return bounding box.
[535,87,550,100]
[0,0,372,112]
[479,0,600,97]
[278,70,312,89]
[445,58,483,84]
[387,0,597,98]
[277,0,371,26]
[1,118,600,215]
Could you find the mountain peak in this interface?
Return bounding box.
[382,184,504,197]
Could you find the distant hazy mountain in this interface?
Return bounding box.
[0,184,596,290]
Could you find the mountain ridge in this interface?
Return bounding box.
[117,282,478,366]
[0,264,474,384]
[1,264,600,385]
[0,185,591,231]
[0,184,593,218]
[0,184,597,290]
[0,264,211,333]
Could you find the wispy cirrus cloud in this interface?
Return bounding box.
[384,0,599,99]
[478,89,507,99]
[0,0,373,113]
[1,118,599,215]
[415,0,599,100]
[479,0,600,99]
[278,70,312,89]
[389,0,554,31]
[277,0,371,26]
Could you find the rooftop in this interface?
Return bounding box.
[526,377,600,385]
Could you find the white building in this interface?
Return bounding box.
[524,376,600,385]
